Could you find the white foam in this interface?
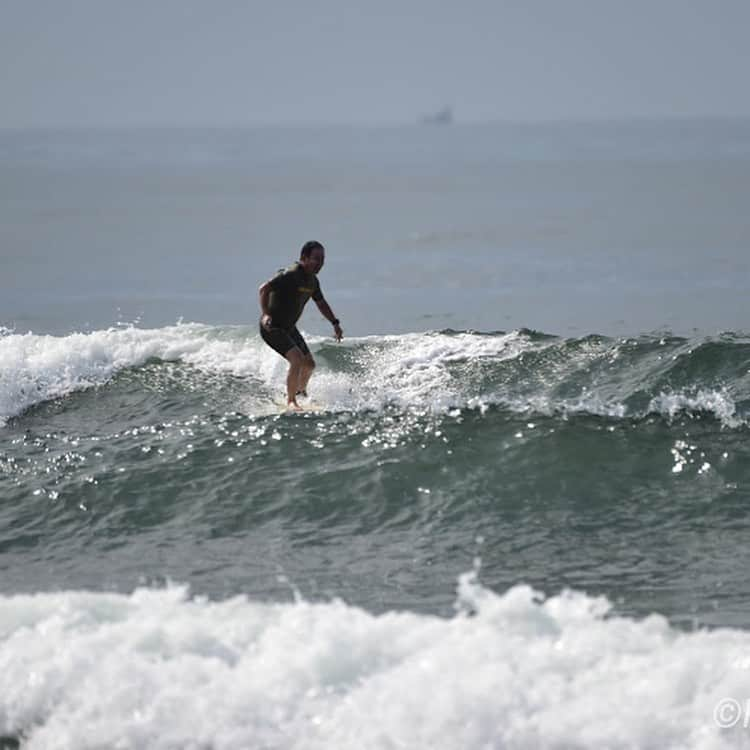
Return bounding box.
[0,577,748,749]
[477,393,628,420]
[648,389,742,428]
[2,326,743,427]
[310,330,535,413]
[0,324,284,425]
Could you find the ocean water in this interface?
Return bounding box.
[2,121,750,749]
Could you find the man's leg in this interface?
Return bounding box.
[296,354,316,397]
[285,347,307,408]
[287,328,315,400]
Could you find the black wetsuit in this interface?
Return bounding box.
[260,262,323,356]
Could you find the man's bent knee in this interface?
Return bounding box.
[285,347,305,366]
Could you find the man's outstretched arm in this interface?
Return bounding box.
[315,297,343,341]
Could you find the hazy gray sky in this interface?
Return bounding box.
[1,0,749,127]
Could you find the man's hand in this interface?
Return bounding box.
[261,313,273,330]
[333,322,343,342]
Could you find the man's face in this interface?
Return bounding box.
[303,248,325,274]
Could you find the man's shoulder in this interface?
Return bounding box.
[271,262,301,280]
[276,261,297,272]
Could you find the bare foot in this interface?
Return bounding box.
[287,401,303,411]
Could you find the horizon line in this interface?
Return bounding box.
[2,113,750,132]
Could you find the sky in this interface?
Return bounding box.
[1,0,749,127]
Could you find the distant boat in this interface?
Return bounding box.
[420,106,453,125]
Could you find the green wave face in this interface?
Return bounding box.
[2,325,750,629]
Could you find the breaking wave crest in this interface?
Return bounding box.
[1,324,748,428]
[1,574,748,750]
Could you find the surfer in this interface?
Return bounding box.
[258,240,343,410]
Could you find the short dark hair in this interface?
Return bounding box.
[300,240,325,258]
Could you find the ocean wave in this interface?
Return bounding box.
[0,324,282,426]
[466,388,742,426]
[2,325,748,428]
[0,575,747,750]
[647,389,742,428]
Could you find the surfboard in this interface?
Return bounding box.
[273,399,327,414]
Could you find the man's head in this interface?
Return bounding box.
[299,240,325,274]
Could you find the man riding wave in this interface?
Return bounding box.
[258,240,343,410]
